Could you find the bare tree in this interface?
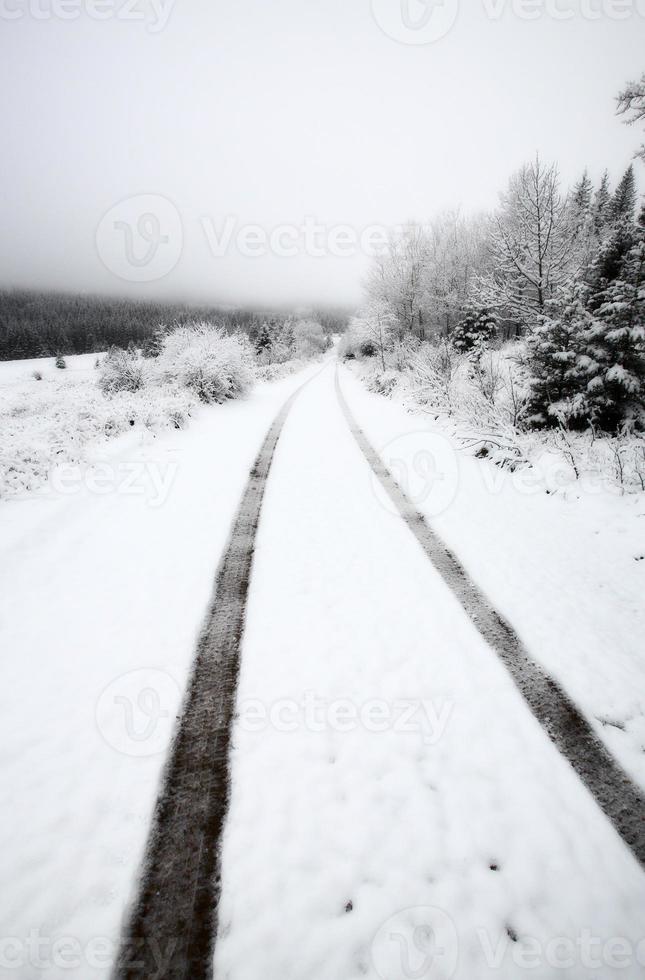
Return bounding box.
[617,72,645,161]
[481,157,574,330]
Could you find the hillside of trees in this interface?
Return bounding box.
[0,290,349,361]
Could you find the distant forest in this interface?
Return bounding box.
[0,290,350,361]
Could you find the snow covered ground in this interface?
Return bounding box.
[0,360,319,979]
[2,354,644,979]
[339,366,645,791]
[215,365,645,980]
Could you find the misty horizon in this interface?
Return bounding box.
[1,0,644,308]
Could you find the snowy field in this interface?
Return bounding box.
[0,357,320,979]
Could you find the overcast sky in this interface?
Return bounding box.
[0,0,643,309]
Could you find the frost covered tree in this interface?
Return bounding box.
[609,165,637,225]
[617,72,645,161]
[592,171,612,239]
[586,220,640,312]
[583,234,645,430]
[571,170,593,230]
[525,289,594,427]
[366,225,431,339]
[350,301,399,369]
[526,223,645,432]
[365,215,487,341]
[482,157,574,330]
[451,306,497,354]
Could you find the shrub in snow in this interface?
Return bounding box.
[292,319,327,359]
[55,355,66,369]
[255,358,308,384]
[141,325,167,359]
[156,323,254,403]
[0,379,194,498]
[364,370,400,397]
[98,346,145,395]
[32,371,42,381]
[452,307,497,354]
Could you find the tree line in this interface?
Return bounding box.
[0,289,349,361]
[358,73,645,433]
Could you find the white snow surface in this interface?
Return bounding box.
[0,362,320,979]
[339,366,645,790]
[215,364,645,980]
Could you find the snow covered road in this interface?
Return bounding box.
[0,364,320,980]
[2,357,644,980]
[215,363,645,980]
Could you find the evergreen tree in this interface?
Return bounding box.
[586,221,638,312]
[592,171,612,238]
[609,165,637,225]
[582,233,645,431]
[525,288,594,428]
[255,320,273,355]
[452,306,497,354]
[571,169,593,228]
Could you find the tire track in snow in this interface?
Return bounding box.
[335,367,645,871]
[115,373,316,980]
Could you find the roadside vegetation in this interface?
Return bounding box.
[0,318,330,498]
[343,74,645,492]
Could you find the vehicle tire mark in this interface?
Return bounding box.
[335,366,645,870]
[115,374,315,980]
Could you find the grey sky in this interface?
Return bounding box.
[0,0,643,308]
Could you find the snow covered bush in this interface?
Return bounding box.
[0,374,194,498]
[292,319,328,359]
[255,358,309,383]
[98,346,145,394]
[451,307,497,354]
[156,323,254,404]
